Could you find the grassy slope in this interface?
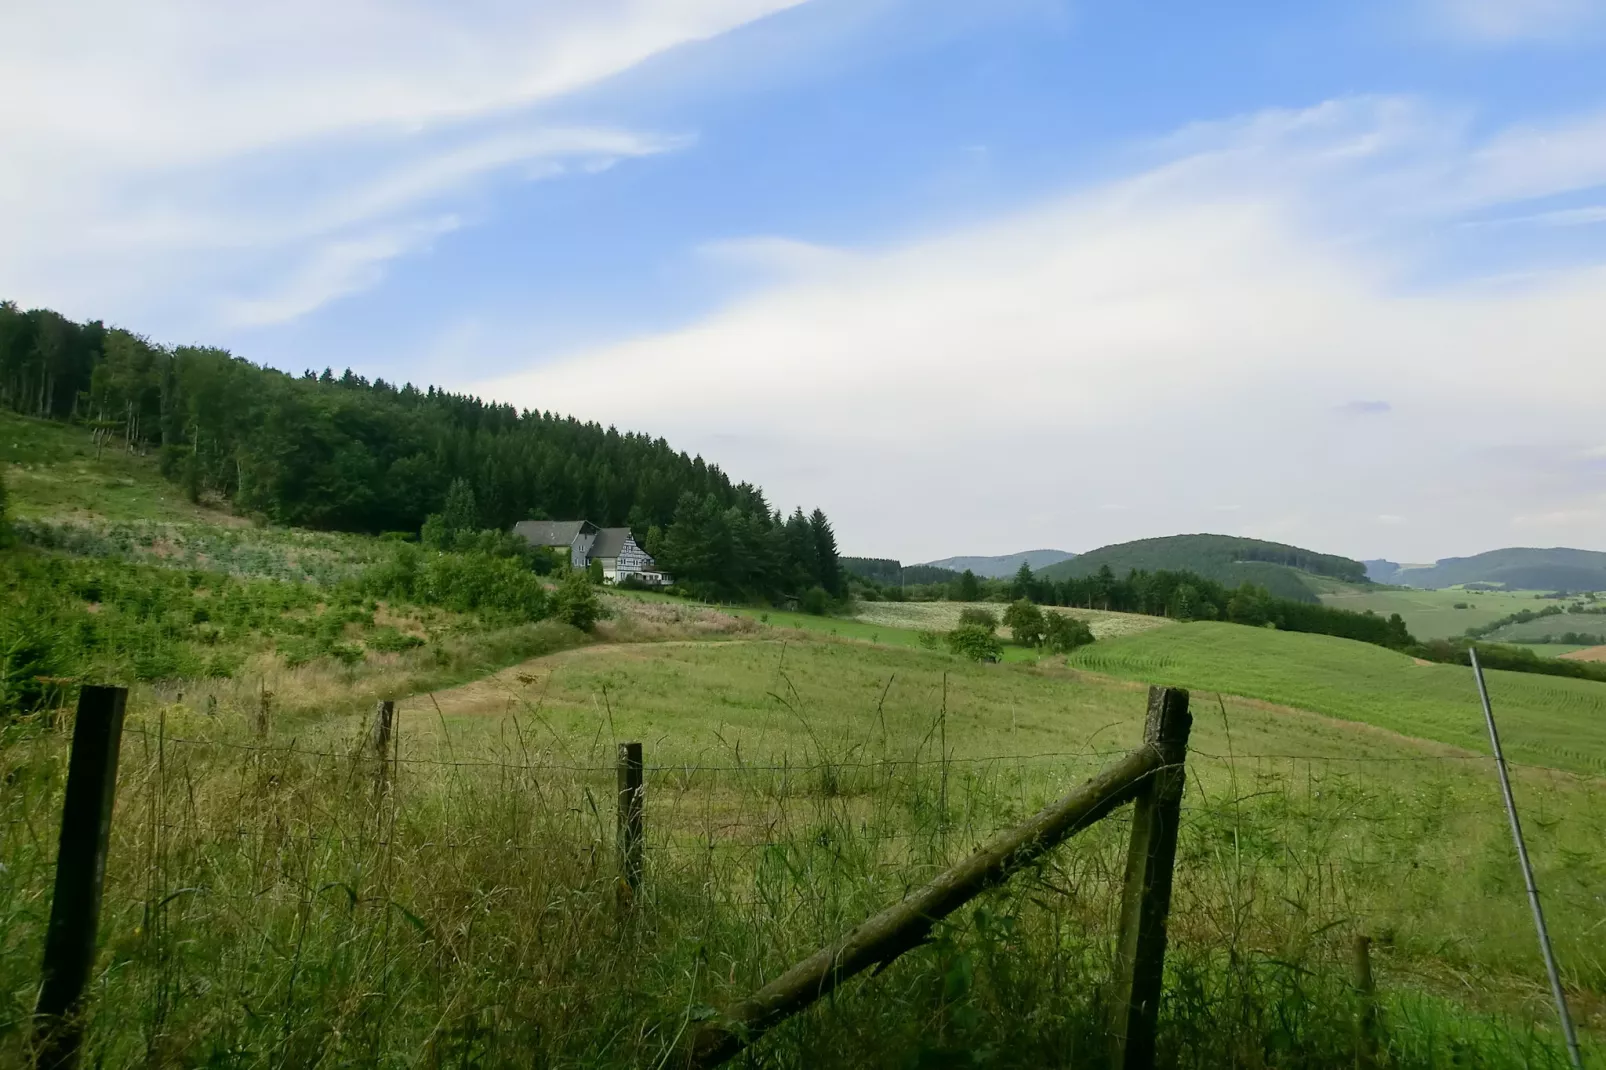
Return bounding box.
[403,639,1606,1044]
[1067,621,1606,775]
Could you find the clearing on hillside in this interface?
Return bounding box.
[1,408,238,524]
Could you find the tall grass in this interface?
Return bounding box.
[0,692,1596,1068]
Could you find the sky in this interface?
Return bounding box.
[4,0,1605,564]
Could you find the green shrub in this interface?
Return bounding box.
[957,607,997,632]
[946,624,1003,662]
[1002,599,1046,647]
[367,626,425,653]
[1042,613,1095,654]
[553,570,603,632]
[800,586,831,616]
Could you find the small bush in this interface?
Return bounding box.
[800,586,831,616]
[554,570,603,632]
[1042,613,1095,654]
[1002,599,1046,647]
[367,626,425,654]
[957,607,997,632]
[946,624,1003,662]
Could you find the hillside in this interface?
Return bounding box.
[918,548,1076,578]
[1367,547,1606,591]
[1068,621,1606,775]
[1040,534,1367,603]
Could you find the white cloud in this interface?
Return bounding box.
[473,97,1606,562]
[1429,0,1604,42]
[0,0,803,325]
[221,217,463,328]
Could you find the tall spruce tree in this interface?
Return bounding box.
[809,508,842,596]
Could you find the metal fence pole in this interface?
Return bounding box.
[1469,649,1582,1068]
[33,685,128,1070]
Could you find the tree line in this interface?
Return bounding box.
[0,301,841,605]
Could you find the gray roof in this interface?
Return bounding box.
[590,527,634,559]
[512,520,595,546]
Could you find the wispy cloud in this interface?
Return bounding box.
[1340,401,1393,415]
[0,1,803,326]
[1427,0,1604,42]
[476,97,1606,561]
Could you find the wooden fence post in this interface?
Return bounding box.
[1353,934,1378,1068]
[617,742,644,905]
[33,685,128,1070]
[1110,686,1192,1070]
[371,700,395,791]
[255,681,271,740]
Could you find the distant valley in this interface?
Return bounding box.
[1365,548,1606,591]
[917,549,1076,579]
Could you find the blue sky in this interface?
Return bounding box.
[4,0,1605,562]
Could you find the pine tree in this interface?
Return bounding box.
[958,569,981,602]
[440,478,478,539]
[809,508,842,596]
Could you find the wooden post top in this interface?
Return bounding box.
[1144,687,1192,752]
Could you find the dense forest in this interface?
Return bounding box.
[841,557,960,587]
[1040,534,1370,602]
[0,301,840,603]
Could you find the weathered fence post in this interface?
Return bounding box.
[1353,934,1378,1068]
[1110,686,1192,1070]
[33,685,128,1070]
[255,680,271,740]
[617,742,644,905]
[371,700,395,791]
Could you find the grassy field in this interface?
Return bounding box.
[851,599,1169,640]
[1318,584,1560,641]
[4,407,1604,1065]
[1067,621,1606,776]
[608,592,1105,664]
[3,635,1600,1067]
[1484,610,1606,645]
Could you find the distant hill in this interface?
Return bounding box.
[1040,534,1368,604]
[918,549,1076,579]
[1372,548,1606,591]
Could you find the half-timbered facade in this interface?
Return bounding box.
[512,519,669,585]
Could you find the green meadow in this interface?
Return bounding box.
[1318,583,1561,642]
[1067,621,1606,776]
[2,407,1604,1066]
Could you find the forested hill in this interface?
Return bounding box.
[1367,548,1606,591]
[0,300,844,602]
[1039,534,1369,603]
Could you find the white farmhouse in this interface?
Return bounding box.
[512,519,670,585]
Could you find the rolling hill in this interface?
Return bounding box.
[918,549,1076,578]
[1039,534,1368,603]
[1364,548,1606,591]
